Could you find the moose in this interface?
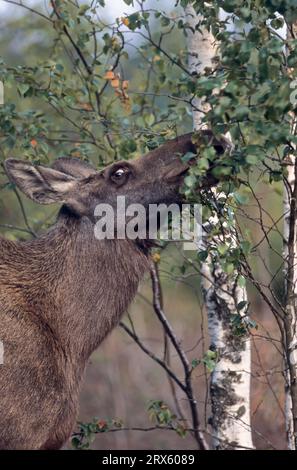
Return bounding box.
[0,130,228,449]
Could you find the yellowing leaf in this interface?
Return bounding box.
[111,79,120,88]
[81,103,93,111]
[122,17,130,27]
[152,253,161,263]
[104,70,115,80]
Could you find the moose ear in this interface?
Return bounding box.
[52,157,97,179]
[4,159,77,205]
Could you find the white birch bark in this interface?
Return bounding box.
[283,154,297,449]
[185,4,254,449]
[283,21,297,450]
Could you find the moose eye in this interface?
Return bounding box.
[110,167,130,185]
[114,168,125,178]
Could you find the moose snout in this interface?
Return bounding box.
[163,162,191,184]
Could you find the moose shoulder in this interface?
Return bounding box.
[0,131,228,449]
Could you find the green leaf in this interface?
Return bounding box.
[144,113,155,126]
[184,174,196,188]
[191,358,200,369]
[202,350,217,372]
[270,17,284,30]
[175,424,187,438]
[17,83,30,97]
[71,437,81,449]
[225,263,234,274]
[238,275,246,288]
[78,4,90,15]
[237,300,247,311]
[218,244,229,256]
[198,250,208,262]
[240,240,252,256]
[235,105,249,120]
[233,192,248,205]
[181,151,196,163]
[160,16,170,27]
[211,165,232,178]
[246,154,258,165]
[197,157,209,171]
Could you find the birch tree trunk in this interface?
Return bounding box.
[283,148,297,449]
[283,22,297,451]
[185,4,254,450]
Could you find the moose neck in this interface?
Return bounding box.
[19,207,149,365]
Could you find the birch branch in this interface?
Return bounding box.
[149,261,208,450]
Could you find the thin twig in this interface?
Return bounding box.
[119,321,186,393]
[150,261,208,450]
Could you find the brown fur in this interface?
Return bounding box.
[0,131,227,449]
